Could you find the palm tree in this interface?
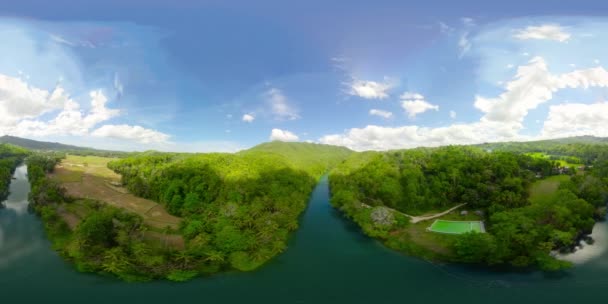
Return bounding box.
[175,251,193,268]
[271,240,286,255]
[204,250,225,263]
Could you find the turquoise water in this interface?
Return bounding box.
[1,165,608,303]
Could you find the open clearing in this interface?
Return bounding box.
[529,175,570,204]
[50,155,182,231]
[428,220,485,234]
[525,152,584,168]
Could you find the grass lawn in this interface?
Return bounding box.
[525,152,583,168]
[529,175,570,204]
[387,210,484,260]
[428,220,484,234]
[61,155,121,180]
[52,167,83,183]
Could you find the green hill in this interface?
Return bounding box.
[0,135,89,151]
[241,141,353,178]
[476,136,608,164]
[0,135,127,157]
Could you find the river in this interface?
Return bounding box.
[1,164,608,303]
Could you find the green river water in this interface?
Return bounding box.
[2,164,608,303]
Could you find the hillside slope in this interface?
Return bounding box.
[240,141,353,178]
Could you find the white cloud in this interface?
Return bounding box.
[449,110,456,119]
[348,79,393,100]
[320,57,608,151]
[320,121,520,151]
[242,113,255,122]
[458,32,471,57]
[50,34,76,46]
[265,88,299,120]
[513,24,571,42]
[474,57,608,129]
[92,124,170,144]
[369,109,393,119]
[0,75,169,146]
[461,17,475,27]
[541,103,608,138]
[0,74,68,126]
[400,92,439,118]
[269,128,299,142]
[6,90,120,137]
[439,22,453,34]
[113,73,124,98]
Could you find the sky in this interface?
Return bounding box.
[1,0,608,152]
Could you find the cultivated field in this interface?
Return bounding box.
[50,155,182,231]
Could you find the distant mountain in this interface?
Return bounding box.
[538,136,608,145]
[0,135,96,151]
[0,136,130,158]
[477,136,608,150]
[243,141,353,162]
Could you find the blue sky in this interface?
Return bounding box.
[1,1,608,151]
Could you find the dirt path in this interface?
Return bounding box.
[408,204,467,223]
[361,202,467,223]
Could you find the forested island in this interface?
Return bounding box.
[2,136,608,281]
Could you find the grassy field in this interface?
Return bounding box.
[428,220,484,234]
[529,175,570,204]
[387,210,485,258]
[51,155,182,231]
[525,152,583,168]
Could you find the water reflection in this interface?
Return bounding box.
[0,165,43,269]
[558,221,608,264]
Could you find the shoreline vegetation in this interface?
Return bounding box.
[26,142,352,281]
[0,143,29,203]
[329,141,608,271]
[3,136,607,281]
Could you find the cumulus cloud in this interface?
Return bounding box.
[269,128,299,142]
[4,89,120,137]
[0,74,169,146]
[320,57,608,151]
[320,121,521,151]
[541,103,608,138]
[348,79,394,100]
[513,24,571,42]
[449,110,457,119]
[265,88,299,120]
[475,56,608,130]
[242,113,255,122]
[369,109,393,119]
[0,74,68,126]
[92,124,170,144]
[400,92,439,118]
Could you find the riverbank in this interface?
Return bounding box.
[4,167,608,304]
